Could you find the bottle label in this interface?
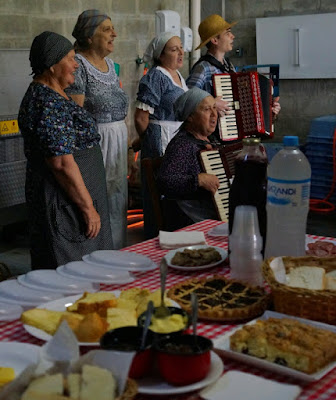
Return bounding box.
[267,177,310,206]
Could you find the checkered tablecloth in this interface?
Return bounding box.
[1,220,335,400]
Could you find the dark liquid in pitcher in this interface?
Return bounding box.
[228,159,267,250]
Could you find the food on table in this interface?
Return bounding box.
[67,291,117,317]
[326,270,336,290]
[287,266,326,290]
[21,309,84,335]
[171,247,221,266]
[168,275,268,321]
[149,312,188,334]
[21,365,117,400]
[230,317,336,374]
[0,367,15,387]
[306,240,336,257]
[21,289,172,342]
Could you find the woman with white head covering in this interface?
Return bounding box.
[134,31,188,238]
[157,88,221,230]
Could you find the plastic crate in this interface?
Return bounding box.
[308,115,336,138]
[0,136,25,164]
[0,160,26,208]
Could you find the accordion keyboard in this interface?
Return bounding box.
[213,74,239,140]
[200,150,230,221]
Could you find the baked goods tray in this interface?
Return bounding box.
[213,310,336,382]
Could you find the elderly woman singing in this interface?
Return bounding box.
[157,88,221,229]
[18,32,112,270]
[66,10,128,249]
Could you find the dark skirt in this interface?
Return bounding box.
[28,145,113,269]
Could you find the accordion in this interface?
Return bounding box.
[199,142,243,221]
[212,72,274,141]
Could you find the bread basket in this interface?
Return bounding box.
[262,256,336,324]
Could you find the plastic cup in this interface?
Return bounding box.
[231,205,261,238]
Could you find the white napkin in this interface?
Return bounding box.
[200,371,301,400]
[159,230,207,249]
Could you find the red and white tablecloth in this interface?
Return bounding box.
[1,220,335,400]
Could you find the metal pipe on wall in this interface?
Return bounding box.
[190,0,201,70]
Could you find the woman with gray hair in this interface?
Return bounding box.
[18,31,112,269]
[134,31,188,238]
[66,9,128,250]
[157,87,220,229]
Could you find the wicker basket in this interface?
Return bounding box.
[116,378,138,400]
[262,256,336,325]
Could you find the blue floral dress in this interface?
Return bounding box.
[18,82,112,269]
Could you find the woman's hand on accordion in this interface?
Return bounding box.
[272,96,281,117]
[198,173,220,195]
[215,96,232,116]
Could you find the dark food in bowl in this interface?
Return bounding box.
[100,326,154,379]
[171,247,221,266]
[138,306,190,335]
[155,334,213,385]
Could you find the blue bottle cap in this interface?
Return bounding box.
[283,136,299,146]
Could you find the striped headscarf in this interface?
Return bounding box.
[72,9,110,48]
[29,31,73,77]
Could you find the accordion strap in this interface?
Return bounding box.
[192,54,235,74]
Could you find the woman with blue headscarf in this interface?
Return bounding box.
[134,32,188,239]
[66,9,128,250]
[18,31,112,269]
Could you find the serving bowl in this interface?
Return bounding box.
[100,326,155,379]
[154,334,213,385]
[137,306,190,337]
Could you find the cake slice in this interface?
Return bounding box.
[21,373,63,399]
[67,292,117,317]
[288,266,326,290]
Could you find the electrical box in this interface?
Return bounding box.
[180,27,193,52]
[155,10,180,36]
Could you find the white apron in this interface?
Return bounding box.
[149,120,182,154]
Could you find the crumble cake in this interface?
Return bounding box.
[167,275,268,321]
[171,247,222,267]
[230,317,336,374]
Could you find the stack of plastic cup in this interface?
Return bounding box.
[229,205,263,286]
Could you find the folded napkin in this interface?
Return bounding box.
[159,230,207,249]
[200,371,301,400]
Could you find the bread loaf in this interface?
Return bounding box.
[288,266,326,290]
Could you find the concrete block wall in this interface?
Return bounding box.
[0,0,189,141]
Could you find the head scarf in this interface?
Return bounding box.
[29,31,73,77]
[174,88,211,121]
[143,31,176,65]
[72,9,110,47]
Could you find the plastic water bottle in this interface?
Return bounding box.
[264,136,311,258]
[229,205,263,286]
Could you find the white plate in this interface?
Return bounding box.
[23,293,118,346]
[207,223,229,237]
[0,280,63,308]
[17,270,99,295]
[137,351,223,395]
[0,342,40,376]
[56,261,135,284]
[214,310,336,382]
[83,250,156,271]
[0,302,23,321]
[165,245,227,271]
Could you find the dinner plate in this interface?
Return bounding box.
[56,261,135,284]
[82,250,156,271]
[0,342,40,377]
[137,351,223,395]
[17,270,99,295]
[207,223,229,237]
[0,302,23,321]
[214,310,336,382]
[165,245,227,271]
[0,280,63,309]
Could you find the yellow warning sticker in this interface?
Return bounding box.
[0,120,19,135]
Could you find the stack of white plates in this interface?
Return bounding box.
[56,260,135,284]
[17,270,99,295]
[0,280,62,309]
[82,250,156,271]
[0,301,23,321]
